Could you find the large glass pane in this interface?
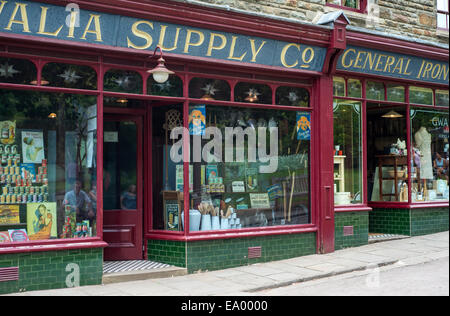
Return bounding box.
[367,104,408,202]
[234,82,272,104]
[185,104,311,231]
[42,63,97,90]
[366,81,385,101]
[276,86,310,107]
[410,109,449,202]
[103,121,138,210]
[0,90,97,242]
[333,100,363,205]
[104,69,143,94]
[410,86,434,105]
[348,79,362,98]
[152,105,184,231]
[189,78,230,101]
[0,57,37,85]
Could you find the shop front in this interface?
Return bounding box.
[332,36,449,245]
[0,0,345,293]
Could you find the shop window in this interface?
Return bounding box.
[333,100,363,205]
[0,90,98,242]
[189,78,231,101]
[436,90,449,107]
[42,63,97,90]
[184,104,311,231]
[348,79,362,98]
[437,0,449,30]
[0,57,37,85]
[333,77,346,97]
[367,104,408,202]
[148,75,183,97]
[276,86,310,107]
[151,105,184,231]
[234,82,272,104]
[387,84,406,103]
[366,81,385,101]
[104,69,143,94]
[410,86,434,105]
[410,108,449,202]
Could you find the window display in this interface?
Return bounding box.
[183,104,311,231]
[0,57,37,85]
[333,99,363,205]
[410,108,449,202]
[0,90,98,242]
[367,104,408,202]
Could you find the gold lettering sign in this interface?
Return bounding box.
[127,20,154,50]
[5,2,30,33]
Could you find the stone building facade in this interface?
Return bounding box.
[173,0,449,46]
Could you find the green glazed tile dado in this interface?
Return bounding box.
[0,248,103,295]
[335,211,369,250]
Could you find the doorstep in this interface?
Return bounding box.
[102,261,187,284]
[368,233,410,244]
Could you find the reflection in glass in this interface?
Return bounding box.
[387,84,405,103]
[436,90,449,107]
[186,104,311,231]
[42,63,97,90]
[410,108,449,202]
[189,78,231,101]
[0,57,37,85]
[333,77,346,97]
[410,86,433,105]
[366,81,385,101]
[235,82,272,104]
[348,79,362,98]
[0,90,98,239]
[148,75,183,97]
[104,69,143,94]
[276,86,310,107]
[333,100,363,205]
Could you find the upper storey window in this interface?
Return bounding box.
[437,0,449,30]
[326,0,367,13]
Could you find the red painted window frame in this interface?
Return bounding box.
[326,0,368,14]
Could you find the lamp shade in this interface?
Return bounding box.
[148,57,174,84]
[382,110,403,118]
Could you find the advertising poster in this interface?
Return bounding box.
[0,231,11,243]
[0,205,20,225]
[26,202,57,240]
[189,105,206,136]
[22,131,45,164]
[296,112,311,141]
[8,229,28,242]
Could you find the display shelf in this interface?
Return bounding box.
[334,155,346,192]
[376,155,409,202]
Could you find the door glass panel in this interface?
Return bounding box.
[103,121,137,210]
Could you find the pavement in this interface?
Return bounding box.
[6,231,449,296]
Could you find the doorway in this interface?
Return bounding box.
[103,113,144,261]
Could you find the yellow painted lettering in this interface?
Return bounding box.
[422,62,433,79]
[249,39,266,63]
[301,47,315,68]
[207,33,227,56]
[392,58,404,74]
[431,64,441,79]
[38,6,63,37]
[5,2,30,33]
[0,1,7,15]
[127,21,154,50]
[416,60,426,79]
[375,55,387,72]
[384,56,396,73]
[281,43,300,68]
[227,36,247,61]
[363,52,376,70]
[340,48,356,68]
[81,14,102,42]
[184,29,205,53]
[439,65,449,81]
[158,25,180,51]
[402,59,412,76]
[353,51,366,69]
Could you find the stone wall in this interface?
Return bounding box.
[173,0,449,46]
